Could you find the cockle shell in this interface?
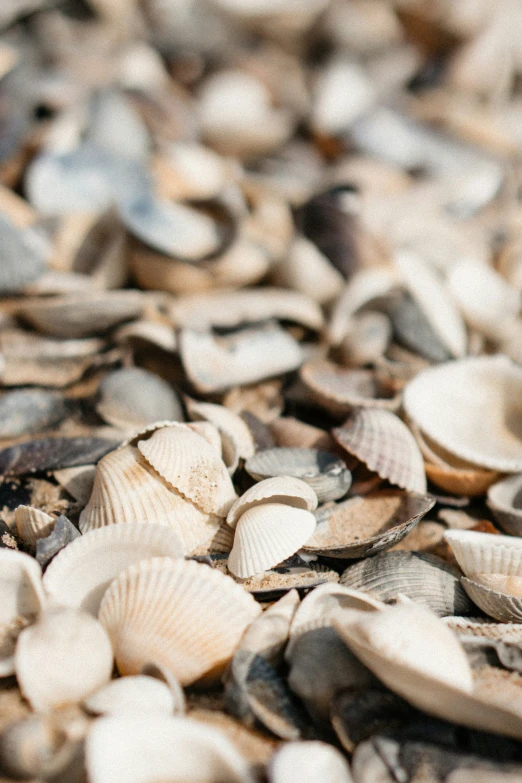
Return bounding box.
[404,355,522,472]
[461,575,522,623]
[268,741,353,783]
[15,607,113,712]
[487,474,522,536]
[43,523,184,616]
[186,398,255,474]
[14,505,55,549]
[333,408,427,494]
[84,675,178,717]
[227,477,318,529]
[445,528,522,578]
[227,504,317,579]
[300,361,400,414]
[96,367,183,430]
[98,557,261,685]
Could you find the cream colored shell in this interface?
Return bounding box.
[444,528,522,577]
[83,675,178,716]
[14,505,55,549]
[227,477,318,529]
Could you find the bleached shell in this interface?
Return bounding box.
[487,473,522,536]
[138,424,236,516]
[328,266,398,345]
[268,741,353,783]
[186,421,223,458]
[79,446,220,553]
[227,504,316,579]
[191,522,235,556]
[15,608,113,712]
[461,577,522,623]
[444,528,522,578]
[83,675,177,716]
[85,715,252,783]
[300,361,400,414]
[113,319,177,353]
[186,399,255,473]
[98,558,261,685]
[311,59,375,135]
[14,505,55,549]
[333,408,427,494]
[43,523,184,616]
[227,477,318,529]
[341,311,391,366]
[152,143,228,202]
[271,236,343,305]
[140,663,186,715]
[444,616,522,644]
[96,368,183,430]
[239,590,300,666]
[53,464,96,505]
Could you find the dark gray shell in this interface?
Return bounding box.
[36,515,81,568]
[0,437,120,476]
[387,291,452,363]
[96,367,183,429]
[0,390,69,438]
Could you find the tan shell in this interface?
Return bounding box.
[43,523,184,616]
[271,236,343,305]
[341,311,391,367]
[445,529,522,578]
[227,477,318,529]
[84,675,178,717]
[53,464,96,505]
[333,408,427,494]
[137,424,237,516]
[113,319,177,353]
[227,503,316,579]
[487,473,522,535]
[14,505,55,549]
[98,557,261,686]
[239,589,300,666]
[185,398,255,474]
[461,576,522,623]
[300,361,400,414]
[269,417,336,452]
[95,367,183,431]
[403,356,522,472]
[152,143,228,202]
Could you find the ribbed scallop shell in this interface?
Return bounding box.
[461,577,522,623]
[333,408,426,494]
[444,529,522,578]
[98,558,261,686]
[138,425,237,516]
[403,356,522,472]
[43,523,184,616]
[14,505,55,549]
[227,477,318,529]
[79,445,220,553]
[487,474,522,536]
[227,504,316,579]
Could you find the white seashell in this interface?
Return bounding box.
[53,464,96,505]
[96,367,183,430]
[186,421,223,458]
[43,523,184,616]
[272,236,344,305]
[227,476,318,529]
[140,663,186,715]
[138,424,237,517]
[152,142,228,202]
[84,675,177,716]
[85,715,253,783]
[444,528,522,578]
[311,59,375,136]
[268,741,353,783]
[461,576,522,624]
[98,558,261,686]
[239,590,299,666]
[186,399,255,474]
[14,505,55,549]
[227,504,316,579]
[341,311,391,366]
[113,319,177,353]
[15,607,113,713]
[403,355,522,472]
[328,267,398,345]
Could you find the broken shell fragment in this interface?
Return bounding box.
[461,576,522,623]
[185,398,255,474]
[227,476,318,529]
[36,514,81,568]
[84,675,177,717]
[268,741,353,783]
[487,473,522,536]
[0,436,120,476]
[272,236,344,305]
[0,389,68,439]
[53,464,96,505]
[444,528,522,578]
[300,361,400,414]
[96,367,183,430]
[14,505,55,549]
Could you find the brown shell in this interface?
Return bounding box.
[300,361,400,415]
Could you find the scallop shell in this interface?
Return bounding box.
[98,557,261,685]
[0,389,68,438]
[14,505,55,549]
[268,741,353,783]
[403,355,522,472]
[43,522,184,616]
[186,399,255,474]
[487,474,522,536]
[84,675,178,717]
[461,576,522,623]
[333,408,427,494]
[245,448,351,504]
[15,607,113,713]
[444,529,522,578]
[79,445,220,552]
[271,236,344,305]
[302,490,435,559]
[96,368,183,430]
[227,504,317,579]
[340,551,474,616]
[227,477,318,529]
[300,361,400,414]
[137,424,237,516]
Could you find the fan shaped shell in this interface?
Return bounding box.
[227,477,318,529]
[14,505,55,549]
[461,577,522,623]
[444,528,522,577]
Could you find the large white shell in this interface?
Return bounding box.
[403,355,522,472]
[227,503,317,578]
[15,607,113,713]
[43,523,184,616]
[98,558,261,686]
[14,505,55,549]
[84,675,178,717]
[444,528,522,578]
[268,741,353,783]
[227,477,318,529]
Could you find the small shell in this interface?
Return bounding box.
[300,361,400,414]
[137,424,237,516]
[14,505,55,549]
[0,389,68,438]
[227,504,317,579]
[245,448,351,504]
[96,368,183,430]
[328,266,398,345]
[36,514,81,568]
[268,741,353,783]
[0,214,48,294]
[84,675,178,716]
[341,311,391,366]
[239,590,299,666]
[387,291,454,363]
[487,474,522,536]
[227,477,318,529]
[444,616,522,644]
[98,557,261,686]
[461,576,522,623]
[445,529,522,578]
[15,607,113,712]
[333,408,427,494]
[185,399,255,474]
[113,319,177,353]
[43,522,184,616]
[0,716,77,781]
[53,464,96,505]
[271,236,344,305]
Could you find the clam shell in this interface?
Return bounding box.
[43,522,184,616]
[137,424,237,516]
[271,236,343,305]
[268,741,353,783]
[0,213,47,294]
[487,473,522,535]
[333,408,427,494]
[96,368,183,430]
[227,504,317,579]
[0,389,68,438]
[403,355,522,472]
[444,529,522,577]
[84,675,178,717]
[227,477,318,529]
[239,590,299,666]
[186,399,255,474]
[340,551,474,616]
[245,448,351,503]
[300,361,400,414]
[461,576,522,623]
[98,557,261,685]
[302,490,435,558]
[15,607,113,712]
[14,505,55,549]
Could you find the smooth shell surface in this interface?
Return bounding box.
[445,529,522,577]
[84,675,177,716]
[268,741,354,783]
[227,477,318,529]
[96,368,183,430]
[487,473,522,535]
[0,390,68,438]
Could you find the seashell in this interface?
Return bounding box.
[191,522,235,556]
[245,448,351,504]
[0,389,68,439]
[239,590,299,666]
[85,715,252,783]
[444,616,522,644]
[140,663,186,715]
[98,557,261,685]
[487,474,522,536]
[311,58,375,135]
[0,436,120,477]
[386,290,454,363]
[43,522,184,616]
[0,329,104,361]
[328,266,398,345]
[300,361,401,414]
[0,716,77,781]
[444,529,522,578]
[15,607,113,712]
[18,290,145,338]
[302,490,435,559]
[341,311,392,367]
[84,675,178,717]
[113,319,177,353]
[461,576,522,623]
[271,236,344,305]
[152,142,228,202]
[227,476,317,529]
[54,464,96,505]
[137,424,236,516]
[227,504,317,579]
[36,514,81,568]
[268,741,353,783]
[180,323,303,394]
[14,505,55,549]
[340,551,474,616]
[185,398,255,474]
[0,213,48,294]
[333,408,427,494]
[269,417,337,452]
[186,421,223,457]
[96,367,183,430]
[404,356,522,472]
